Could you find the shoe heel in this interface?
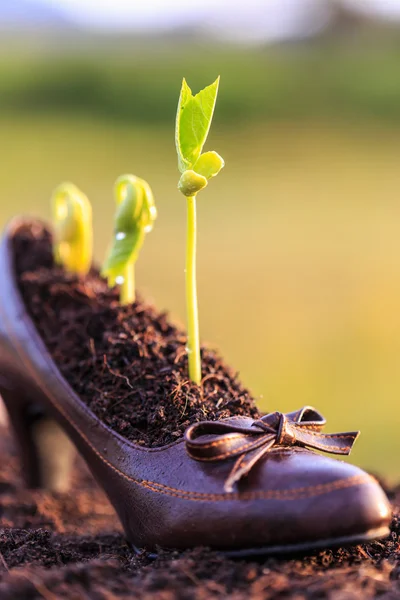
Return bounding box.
[0,386,75,492]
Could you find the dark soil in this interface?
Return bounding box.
[13,222,260,447]
[0,426,399,599]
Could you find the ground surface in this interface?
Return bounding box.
[0,426,399,599]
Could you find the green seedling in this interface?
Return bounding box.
[176,77,225,384]
[51,182,93,276]
[102,174,157,305]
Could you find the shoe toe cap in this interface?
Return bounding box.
[235,449,392,551]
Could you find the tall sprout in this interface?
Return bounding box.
[51,182,93,276]
[175,77,224,384]
[102,174,157,305]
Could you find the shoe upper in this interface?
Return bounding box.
[0,218,392,552]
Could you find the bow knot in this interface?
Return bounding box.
[185,406,359,492]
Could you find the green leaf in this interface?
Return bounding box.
[175,77,220,173]
[175,78,193,173]
[193,151,225,180]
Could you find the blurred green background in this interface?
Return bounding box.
[1,8,400,478]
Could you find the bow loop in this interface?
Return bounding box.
[285,406,326,427]
[276,414,296,446]
[184,407,359,493]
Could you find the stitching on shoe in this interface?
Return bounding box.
[227,453,248,480]
[188,434,245,449]
[139,473,371,501]
[189,438,264,460]
[297,430,353,440]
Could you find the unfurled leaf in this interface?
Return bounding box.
[176,77,220,173]
[175,78,193,173]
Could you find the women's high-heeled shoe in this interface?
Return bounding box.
[0,217,391,556]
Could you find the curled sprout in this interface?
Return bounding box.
[51,182,93,276]
[102,174,157,305]
[175,77,224,384]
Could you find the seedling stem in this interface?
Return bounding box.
[186,195,201,384]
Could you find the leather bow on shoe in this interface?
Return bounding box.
[185,406,359,492]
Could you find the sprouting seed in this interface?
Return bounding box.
[102,174,157,305]
[51,182,93,276]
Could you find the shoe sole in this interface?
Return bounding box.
[133,525,390,559]
[221,525,390,558]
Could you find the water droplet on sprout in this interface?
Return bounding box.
[116,232,126,241]
[116,276,124,285]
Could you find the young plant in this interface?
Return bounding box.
[175,77,225,384]
[102,174,157,305]
[51,182,93,276]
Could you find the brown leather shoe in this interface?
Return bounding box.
[0,218,391,556]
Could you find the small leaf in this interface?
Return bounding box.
[178,170,208,197]
[193,151,225,180]
[176,77,220,173]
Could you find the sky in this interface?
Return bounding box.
[2,0,399,43]
[42,0,400,31]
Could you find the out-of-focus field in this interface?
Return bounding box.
[2,35,400,125]
[1,112,400,476]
